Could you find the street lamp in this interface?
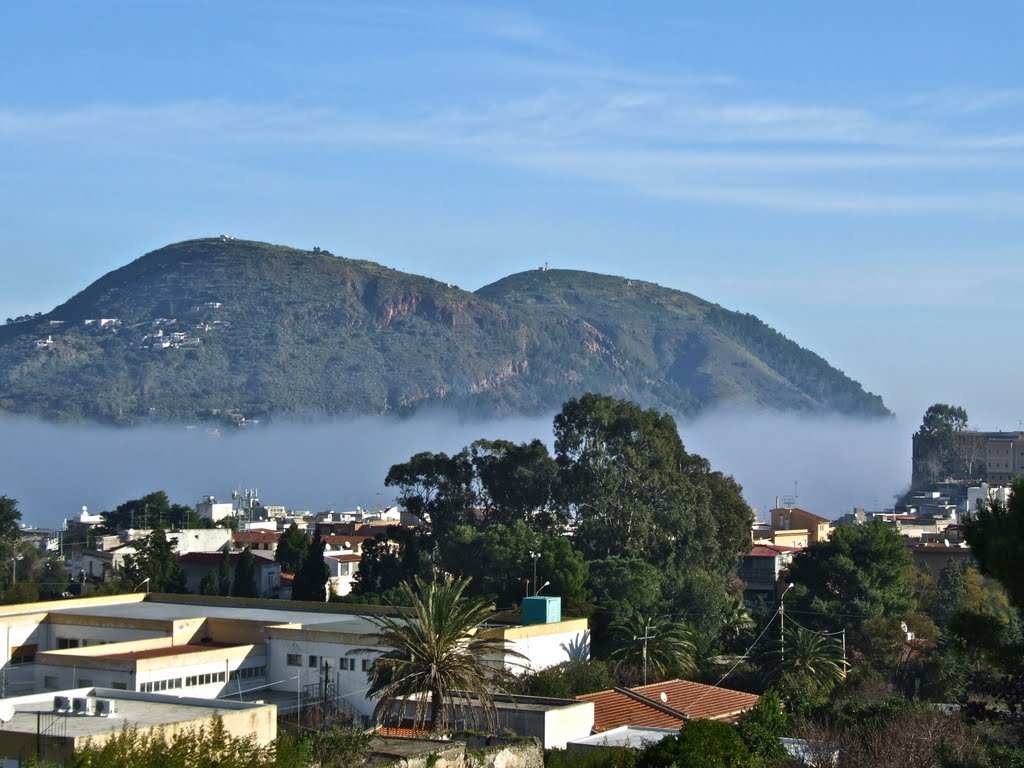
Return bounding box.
[780,582,795,663]
[528,551,541,596]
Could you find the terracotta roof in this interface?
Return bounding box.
[323,535,371,548]
[325,553,361,563]
[578,680,759,732]
[232,531,282,544]
[745,545,794,558]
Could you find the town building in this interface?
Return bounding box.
[0,592,589,728]
[577,679,760,732]
[0,687,276,766]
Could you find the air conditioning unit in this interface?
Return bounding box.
[96,699,116,717]
[72,697,88,714]
[53,696,70,712]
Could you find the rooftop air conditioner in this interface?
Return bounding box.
[72,697,88,714]
[96,699,116,717]
[53,696,70,712]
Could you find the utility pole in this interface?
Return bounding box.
[637,617,655,687]
[780,583,794,663]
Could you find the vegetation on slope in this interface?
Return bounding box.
[0,238,889,424]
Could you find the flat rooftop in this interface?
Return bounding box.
[44,598,380,634]
[101,642,235,660]
[2,688,273,740]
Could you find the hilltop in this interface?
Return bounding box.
[0,238,889,424]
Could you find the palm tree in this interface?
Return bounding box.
[357,575,525,733]
[720,597,755,649]
[770,625,845,695]
[609,611,698,685]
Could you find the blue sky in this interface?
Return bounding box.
[3,1,1024,428]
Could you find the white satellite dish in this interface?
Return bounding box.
[944,538,950,547]
[900,621,909,633]
[660,692,668,703]
[0,702,15,723]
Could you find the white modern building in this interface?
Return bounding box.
[0,593,590,726]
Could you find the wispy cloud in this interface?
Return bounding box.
[3,62,1024,216]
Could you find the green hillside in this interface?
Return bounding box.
[0,238,889,424]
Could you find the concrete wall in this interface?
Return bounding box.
[486,619,591,673]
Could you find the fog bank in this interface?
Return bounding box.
[0,409,913,528]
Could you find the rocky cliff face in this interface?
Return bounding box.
[0,238,890,424]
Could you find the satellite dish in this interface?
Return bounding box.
[0,702,15,723]
[660,692,668,703]
[900,621,909,633]
[943,538,950,547]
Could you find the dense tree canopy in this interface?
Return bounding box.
[786,521,914,647]
[120,527,189,593]
[965,476,1024,611]
[275,522,309,573]
[293,525,329,602]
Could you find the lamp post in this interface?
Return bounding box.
[528,551,541,596]
[780,582,795,663]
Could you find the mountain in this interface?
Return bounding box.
[0,237,889,424]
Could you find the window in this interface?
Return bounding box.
[308,655,319,668]
[185,671,226,687]
[141,677,181,693]
[10,644,36,665]
[286,653,302,667]
[43,675,59,691]
[361,659,374,672]
[229,666,266,682]
[77,678,93,687]
[111,682,127,690]
[338,657,355,671]
[57,638,80,650]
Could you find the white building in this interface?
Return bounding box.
[0,593,590,726]
[195,496,234,523]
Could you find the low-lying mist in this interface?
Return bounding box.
[0,409,913,528]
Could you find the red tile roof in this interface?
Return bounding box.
[578,680,759,732]
[323,535,371,548]
[745,545,794,558]
[325,553,361,563]
[232,531,282,544]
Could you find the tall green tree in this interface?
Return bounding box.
[384,450,475,533]
[231,546,258,598]
[553,394,751,575]
[98,491,196,534]
[785,521,914,647]
[275,522,309,573]
[293,525,329,602]
[352,526,434,597]
[469,438,560,528]
[120,527,189,593]
[587,557,663,654]
[554,394,700,563]
[217,549,232,596]
[358,575,525,733]
[964,476,1024,611]
[914,403,974,482]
